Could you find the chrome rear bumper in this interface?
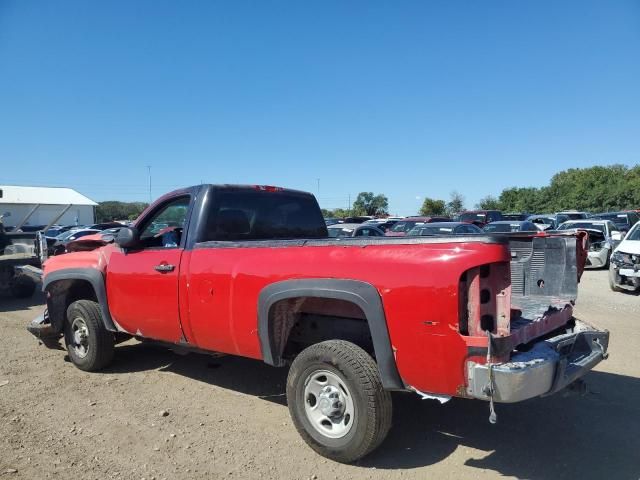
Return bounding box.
[467,320,609,403]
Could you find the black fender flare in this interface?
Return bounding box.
[257,278,404,390]
[43,268,117,332]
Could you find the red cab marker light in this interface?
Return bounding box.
[254,185,283,192]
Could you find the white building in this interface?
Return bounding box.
[0,185,97,228]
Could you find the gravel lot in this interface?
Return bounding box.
[0,269,638,480]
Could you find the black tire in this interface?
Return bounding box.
[9,274,37,298]
[64,300,114,371]
[286,340,392,463]
[608,266,623,292]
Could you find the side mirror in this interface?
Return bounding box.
[115,227,140,249]
[611,231,624,242]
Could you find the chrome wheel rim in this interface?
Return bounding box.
[70,317,89,358]
[303,370,355,439]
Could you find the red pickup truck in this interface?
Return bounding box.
[29,184,609,463]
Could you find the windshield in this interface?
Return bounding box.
[56,230,79,241]
[592,213,629,226]
[483,223,521,233]
[625,225,640,241]
[391,221,424,232]
[558,222,605,233]
[459,213,486,222]
[411,226,454,235]
[327,228,352,238]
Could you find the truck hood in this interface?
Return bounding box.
[65,233,114,253]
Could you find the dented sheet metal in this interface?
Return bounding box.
[467,319,609,403]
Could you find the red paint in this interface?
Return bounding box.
[41,187,584,398]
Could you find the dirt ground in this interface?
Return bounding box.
[1,269,638,480]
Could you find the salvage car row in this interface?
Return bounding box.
[326,209,640,292]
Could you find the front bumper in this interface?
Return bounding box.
[467,320,609,403]
[585,249,609,268]
[609,260,640,291]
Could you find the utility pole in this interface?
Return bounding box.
[146,165,152,203]
[348,193,351,216]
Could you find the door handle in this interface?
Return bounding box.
[154,263,175,273]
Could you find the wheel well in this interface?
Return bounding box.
[268,297,374,363]
[46,279,98,333]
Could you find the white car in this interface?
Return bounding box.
[609,221,640,292]
[557,220,622,269]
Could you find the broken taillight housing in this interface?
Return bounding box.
[458,262,511,338]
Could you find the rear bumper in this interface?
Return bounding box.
[467,320,609,403]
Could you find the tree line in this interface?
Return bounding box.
[325,164,639,218]
[95,201,148,223]
[96,165,639,222]
[490,164,640,213]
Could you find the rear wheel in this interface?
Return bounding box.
[64,300,114,371]
[286,340,392,463]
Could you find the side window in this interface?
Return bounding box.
[139,196,190,249]
[355,228,368,237]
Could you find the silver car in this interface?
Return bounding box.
[327,223,385,238]
[557,220,622,269]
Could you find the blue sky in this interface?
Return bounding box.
[1,1,638,215]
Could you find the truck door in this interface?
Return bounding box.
[106,195,191,342]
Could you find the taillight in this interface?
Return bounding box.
[254,185,284,192]
[458,262,511,337]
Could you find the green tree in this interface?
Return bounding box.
[321,208,349,218]
[352,192,389,216]
[446,191,465,217]
[488,164,640,214]
[96,201,148,223]
[498,187,542,213]
[419,197,447,216]
[476,195,501,210]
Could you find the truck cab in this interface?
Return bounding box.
[30,184,609,463]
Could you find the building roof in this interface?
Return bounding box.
[0,185,98,206]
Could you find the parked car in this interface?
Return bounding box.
[89,222,126,231]
[527,214,570,231]
[324,218,342,226]
[385,216,452,237]
[44,225,76,239]
[457,210,502,227]
[609,221,640,292]
[557,220,621,268]
[28,183,609,463]
[49,229,100,256]
[342,216,374,224]
[556,211,590,220]
[482,221,538,233]
[327,223,385,238]
[364,218,401,232]
[407,222,482,236]
[590,211,640,234]
[501,213,530,221]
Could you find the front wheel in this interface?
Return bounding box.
[286,340,392,463]
[609,266,623,292]
[64,300,114,371]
